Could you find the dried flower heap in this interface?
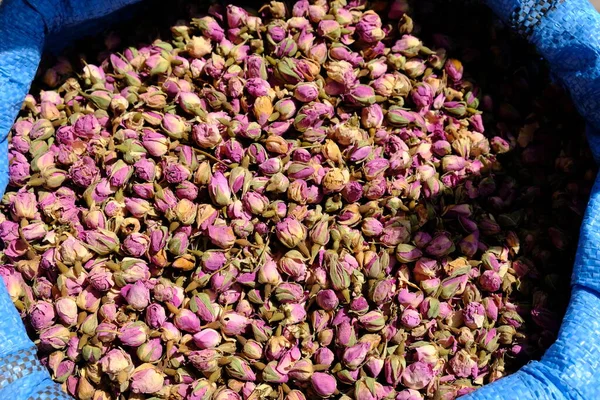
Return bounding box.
[0,0,594,399]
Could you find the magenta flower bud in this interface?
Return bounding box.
[55,297,78,326]
[361,217,384,238]
[83,229,120,255]
[137,339,163,363]
[29,301,55,330]
[401,308,422,329]
[122,233,150,258]
[361,104,384,129]
[162,162,191,185]
[335,321,356,348]
[483,297,499,321]
[73,114,101,139]
[21,221,47,241]
[141,130,169,157]
[364,356,384,378]
[311,372,337,397]
[463,302,486,329]
[402,361,434,390]
[134,158,156,182]
[11,191,37,219]
[276,217,306,248]
[445,59,464,81]
[262,360,289,383]
[108,160,133,187]
[208,225,236,249]
[359,311,386,332]
[208,171,232,206]
[343,342,370,370]
[198,251,225,273]
[294,82,319,103]
[479,270,502,292]
[316,289,339,311]
[125,197,152,218]
[449,350,477,378]
[96,322,118,343]
[119,321,149,346]
[174,309,201,333]
[178,91,204,116]
[168,231,190,256]
[356,11,385,43]
[145,304,167,329]
[0,221,19,242]
[425,234,455,257]
[195,16,225,41]
[193,329,221,349]
[317,19,341,40]
[68,156,100,187]
[175,180,199,201]
[83,209,106,230]
[162,113,187,140]
[220,311,250,336]
[226,356,256,381]
[122,281,150,310]
[130,364,164,394]
[39,325,71,349]
[245,78,271,98]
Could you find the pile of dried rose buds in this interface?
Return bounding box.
[0,0,595,399]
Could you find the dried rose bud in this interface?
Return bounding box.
[400,308,421,329]
[311,372,337,397]
[276,217,306,248]
[29,300,55,330]
[137,338,163,363]
[119,321,149,347]
[262,360,289,383]
[359,311,385,332]
[130,363,164,394]
[316,289,339,311]
[402,361,434,390]
[384,353,406,386]
[122,281,150,310]
[242,340,263,360]
[226,356,256,381]
[342,342,370,370]
[448,350,477,378]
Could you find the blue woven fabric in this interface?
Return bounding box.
[1,0,600,399]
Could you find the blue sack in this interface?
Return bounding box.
[1,0,600,398]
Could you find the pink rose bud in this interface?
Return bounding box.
[220,311,250,336]
[141,130,169,157]
[122,233,150,257]
[39,324,71,349]
[213,388,242,400]
[137,338,163,363]
[96,322,118,343]
[29,300,55,330]
[21,221,48,241]
[276,217,306,248]
[479,270,502,292]
[193,328,221,349]
[316,289,339,311]
[343,342,370,370]
[449,350,478,378]
[208,171,232,206]
[145,304,167,329]
[401,308,422,329]
[174,309,202,333]
[396,389,424,400]
[463,302,485,329]
[119,321,149,346]
[11,191,37,219]
[364,356,384,377]
[402,361,434,390]
[311,372,337,397]
[355,11,385,43]
[68,156,100,187]
[122,281,150,310]
[108,159,133,187]
[361,104,384,129]
[262,360,289,383]
[130,364,164,394]
[208,225,236,249]
[384,354,405,386]
[226,356,256,381]
[73,114,101,138]
[55,297,78,326]
[189,349,220,373]
[445,58,464,81]
[286,391,307,400]
[134,158,156,182]
[294,82,319,103]
[83,229,120,255]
